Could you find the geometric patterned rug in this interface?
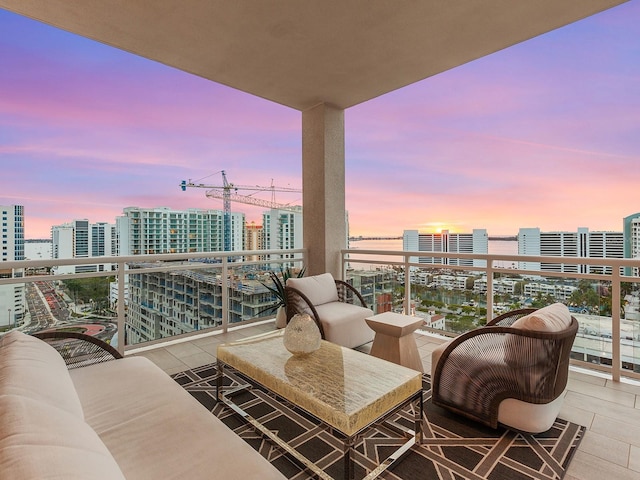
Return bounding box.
[173,364,584,480]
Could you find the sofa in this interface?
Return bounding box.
[0,330,286,480]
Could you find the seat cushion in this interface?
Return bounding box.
[287,273,339,306]
[315,302,374,348]
[0,331,84,419]
[70,356,286,480]
[0,394,126,480]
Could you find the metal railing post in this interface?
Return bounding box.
[221,256,229,333]
[117,261,126,356]
[404,254,411,315]
[611,268,622,382]
[486,258,494,323]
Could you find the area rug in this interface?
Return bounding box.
[173,364,584,480]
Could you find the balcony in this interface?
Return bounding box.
[2,249,640,478]
[1,2,637,478]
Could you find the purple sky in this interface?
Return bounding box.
[1,3,639,239]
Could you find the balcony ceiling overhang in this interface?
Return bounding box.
[0,0,628,111]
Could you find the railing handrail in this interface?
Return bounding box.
[341,247,640,382]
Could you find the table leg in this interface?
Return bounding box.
[216,360,224,402]
[343,435,355,480]
[415,390,423,444]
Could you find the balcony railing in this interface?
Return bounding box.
[342,248,640,382]
[2,247,640,382]
[0,249,306,353]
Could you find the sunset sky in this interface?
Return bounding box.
[1,3,639,239]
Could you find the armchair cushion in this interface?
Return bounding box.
[315,302,375,347]
[504,303,572,368]
[510,303,572,332]
[286,273,339,306]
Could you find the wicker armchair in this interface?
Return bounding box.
[32,330,122,369]
[285,272,375,348]
[431,306,578,433]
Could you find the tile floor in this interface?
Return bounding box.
[131,321,640,480]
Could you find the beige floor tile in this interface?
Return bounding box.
[564,391,640,427]
[558,402,594,428]
[629,445,640,473]
[134,347,184,371]
[567,377,636,408]
[605,378,640,396]
[577,430,630,467]
[566,450,640,480]
[180,350,217,370]
[165,341,207,358]
[591,415,640,448]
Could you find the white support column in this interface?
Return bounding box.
[302,103,346,279]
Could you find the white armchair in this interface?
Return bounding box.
[285,273,375,348]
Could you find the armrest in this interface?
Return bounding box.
[32,331,122,369]
[334,280,368,308]
[486,308,536,327]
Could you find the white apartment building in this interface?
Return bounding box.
[51,219,117,274]
[623,212,640,276]
[262,207,303,265]
[403,229,488,268]
[117,207,244,255]
[518,227,623,274]
[0,205,25,328]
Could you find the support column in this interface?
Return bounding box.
[302,103,346,279]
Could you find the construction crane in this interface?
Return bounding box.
[180,170,301,252]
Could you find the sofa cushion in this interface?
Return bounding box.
[0,394,126,480]
[504,303,572,368]
[287,273,339,306]
[70,356,286,480]
[0,331,84,419]
[315,302,374,348]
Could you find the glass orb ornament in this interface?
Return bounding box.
[283,313,321,356]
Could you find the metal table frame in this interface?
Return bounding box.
[216,359,423,480]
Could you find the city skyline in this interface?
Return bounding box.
[1,3,639,239]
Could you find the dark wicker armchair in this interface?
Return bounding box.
[32,330,122,369]
[285,272,375,348]
[431,306,578,433]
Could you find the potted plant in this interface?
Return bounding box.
[260,266,306,328]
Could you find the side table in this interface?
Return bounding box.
[365,312,424,372]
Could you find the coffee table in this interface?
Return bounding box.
[216,330,423,480]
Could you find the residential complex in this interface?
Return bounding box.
[51,220,117,274]
[0,205,25,328]
[624,212,640,276]
[117,206,245,255]
[403,229,488,268]
[518,227,624,273]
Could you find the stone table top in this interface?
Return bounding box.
[217,330,422,436]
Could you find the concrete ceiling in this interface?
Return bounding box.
[0,0,628,111]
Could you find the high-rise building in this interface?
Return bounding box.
[263,207,303,266]
[518,227,623,273]
[402,229,488,268]
[623,212,640,276]
[117,207,244,255]
[51,219,116,274]
[0,205,25,328]
[244,221,264,262]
